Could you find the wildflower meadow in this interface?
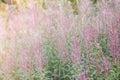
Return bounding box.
[0,0,120,80]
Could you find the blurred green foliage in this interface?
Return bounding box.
[42,40,76,80]
[91,0,97,4]
[68,0,79,15]
[0,0,4,2]
[98,33,110,56]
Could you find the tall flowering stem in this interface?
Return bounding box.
[108,26,120,58]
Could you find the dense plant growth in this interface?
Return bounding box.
[0,0,120,80]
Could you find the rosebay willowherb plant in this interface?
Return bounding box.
[0,0,120,80]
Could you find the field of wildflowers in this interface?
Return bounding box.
[0,0,120,80]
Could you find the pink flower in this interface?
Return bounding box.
[108,26,119,57]
[19,48,31,72]
[78,70,89,80]
[82,26,98,51]
[71,37,81,65]
[102,56,109,71]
